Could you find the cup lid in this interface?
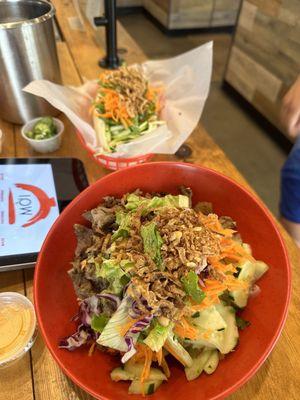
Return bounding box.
[0,292,37,367]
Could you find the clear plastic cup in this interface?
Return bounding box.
[21,117,64,153]
[0,292,37,368]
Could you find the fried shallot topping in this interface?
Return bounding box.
[109,207,220,320]
[98,66,151,118]
[70,191,223,321]
[156,208,220,272]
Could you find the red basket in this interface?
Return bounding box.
[76,130,153,171]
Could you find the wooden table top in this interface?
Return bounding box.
[0,1,299,399]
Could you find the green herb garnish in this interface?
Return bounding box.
[181,271,206,304]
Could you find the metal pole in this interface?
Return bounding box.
[94,0,121,69]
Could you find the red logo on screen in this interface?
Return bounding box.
[8,183,56,228]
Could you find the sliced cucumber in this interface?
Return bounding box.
[165,333,193,367]
[231,261,256,308]
[124,362,167,381]
[128,380,163,395]
[184,336,218,351]
[110,125,124,133]
[238,261,256,282]
[191,306,227,331]
[110,367,134,381]
[242,243,252,255]
[185,349,212,381]
[185,305,238,355]
[215,304,239,354]
[203,350,219,374]
[232,260,269,307]
[231,289,248,309]
[139,121,148,131]
[253,261,269,281]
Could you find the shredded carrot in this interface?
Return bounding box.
[119,317,140,336]
[174,318,198,340]
[130,344,147,363]
[202,280,227,296]
[201,215,236,237]
[220,252,245,262]
[225,276,249,290]
[141,346,153,383]
[131,352,145,363]
[220,236,233,247]
[161,353,170,378]
[191,295,220,311]
[97,112,113,119]
[156,348,163,366]
[100,87,118,95]
[204,279,225,288]
[88,342,96,356]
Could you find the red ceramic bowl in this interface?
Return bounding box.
[34,162,291,400]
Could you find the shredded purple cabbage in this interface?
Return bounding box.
[128,315,153,334]
[60,293,119,351]
[128,297,152,319]
[59,324,97,350]
[79,295,99,326]
[121,336,136,363]
[121,314,153,363]
[98,293,121,309]
[129,300,144,319]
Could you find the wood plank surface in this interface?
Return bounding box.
[0,123,34,399]
[0,270,34,400]
[1,0,299,399]
[0,119,15,157]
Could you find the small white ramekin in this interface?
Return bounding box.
[0,292,37,369]
[21,117,64,153]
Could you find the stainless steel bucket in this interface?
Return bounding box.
[0,0,61,124]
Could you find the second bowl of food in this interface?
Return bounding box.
[34,162,291,400]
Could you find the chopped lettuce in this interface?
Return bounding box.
[97,297,137,351]
[112,211,132,241]
[181,271,206,304]
[96,259,130,295]
[143,320,174,352]
[140,222,164,268]
[125,193,189,212]
[91,314,109,333]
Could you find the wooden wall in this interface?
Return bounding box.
[225,0,300,136]
[84,0,240,29]
[143,0,241,29]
